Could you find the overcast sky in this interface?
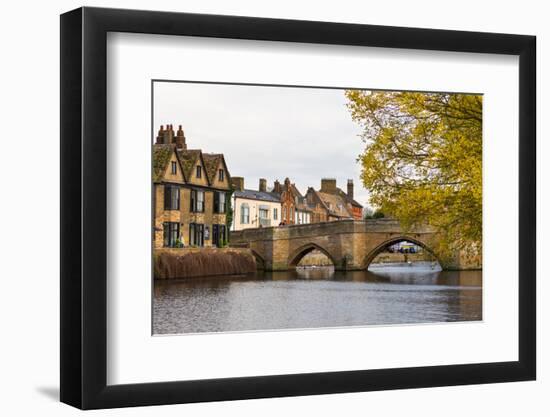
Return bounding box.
[153,81,370,208]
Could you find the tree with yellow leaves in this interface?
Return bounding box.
[345,90,482,258]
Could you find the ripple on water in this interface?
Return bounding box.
[153,265,482,335]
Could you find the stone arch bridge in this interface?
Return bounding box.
[230,219,477,271]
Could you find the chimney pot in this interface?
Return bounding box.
[175,125,186,149]
[156,125,166,144]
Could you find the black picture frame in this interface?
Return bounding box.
[60,6,536,410]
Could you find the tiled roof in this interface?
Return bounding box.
[235,189,281,203]
[316,191,353,218]
[176,149,202,181]
[336,188,363,208]
[152,144,174,182]
[202,153,223,183]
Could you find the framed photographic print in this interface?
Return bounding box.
[60,7,536,409]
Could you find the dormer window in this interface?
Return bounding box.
[196,165,202,178]
[171,161,177,175]
[218,169,224,182]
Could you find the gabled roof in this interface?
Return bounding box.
[152,144,175,183]
[176,149,205,182]
[202,153,231,184]
[316,191,353,218]
[202,153,222,181]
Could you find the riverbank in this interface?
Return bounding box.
[154,248,256,280]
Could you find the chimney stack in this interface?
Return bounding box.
[175,125,187,149]
[156,125,165,144]
[320,178,337,194]
[259,178,267,192]
[347,179,354,199]
[284,177,291,190]
[231,176,244,192]
[273,180,282,194]
[165,124,174,144]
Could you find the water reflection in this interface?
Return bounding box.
[153,263,482,335]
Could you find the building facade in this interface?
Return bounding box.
[305,179,361,222]
[153,124,232,248]
[231,177,282,231]
[272,178,312,225]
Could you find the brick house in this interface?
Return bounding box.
[153,124,231,248]
[337,179,364,220]
[272,178,312,225]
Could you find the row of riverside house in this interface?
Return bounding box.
[153,125,232,248]
[231,177,363,231]
[153,124,364,247]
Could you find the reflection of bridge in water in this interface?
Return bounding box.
[230,219,478,271]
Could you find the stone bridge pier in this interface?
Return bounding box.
[229,219,480,271]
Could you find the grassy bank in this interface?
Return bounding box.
[154,248,256,280]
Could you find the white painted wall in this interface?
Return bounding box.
[232,196,282,230]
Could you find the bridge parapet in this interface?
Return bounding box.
[231,219,434,242]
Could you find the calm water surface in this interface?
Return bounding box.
[153,262,482,335]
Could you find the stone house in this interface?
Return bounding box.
[304,178,362,222]
[231,177,281,231]
[153,124,231,248]
[305,178,363,222]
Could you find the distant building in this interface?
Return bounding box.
[231,177,282,231]
[341,179,364,220]
[305,178,362,222]
[153,125,231,248]
[304,178,363,222]
[271,178,312,225]
[388,241,423,253]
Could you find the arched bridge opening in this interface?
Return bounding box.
[288,243,336,269]
[363,236,441,270]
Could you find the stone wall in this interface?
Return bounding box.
[153,184,228,248]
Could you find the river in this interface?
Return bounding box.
[153,262,482,335]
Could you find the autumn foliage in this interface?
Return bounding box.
[345,90,482,258]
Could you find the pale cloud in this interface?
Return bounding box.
[153,81,370,207]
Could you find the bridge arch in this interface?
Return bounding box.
[288,242,337,268]
[362,235,441,269]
